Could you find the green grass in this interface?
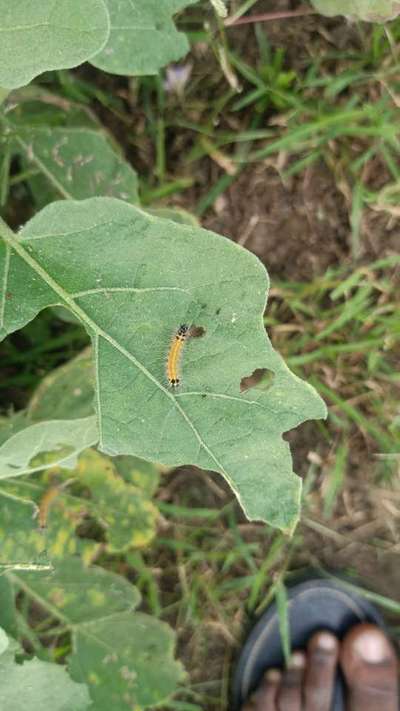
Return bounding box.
[157,14,400,233]
[264,256,400,456]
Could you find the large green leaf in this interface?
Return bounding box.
[0,416,98,479]
[28,342,161,495]
[0,350,159,567]
[114,454,160,497]
[0,578,18,637]
[3,89,98,130]
[6,558,184,709]
[1,449,158,563]
[67,449,158,551]
[0,0,110,89]
[28,348,94,421]
[0,342,160,565]
[147,206,200,227]
[0,347,98,481]
[52,449,157,554]
[0,411,30,447]
[69,612,182,709]
[0,627,91,710]
[90,0,199,76]
[0,470,87,570]
[0,488,50,570]
[0,199,326,531]
[1,102,139,206]
[0,88,9,105]
[11,126,139,204]
[27,345,160,499]
[310,0,400,21]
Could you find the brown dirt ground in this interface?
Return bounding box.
[203,162,349,280]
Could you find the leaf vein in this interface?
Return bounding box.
[71,286,189,298]
[15,135,72,199]
[94,334,104,449]
[0,244,11,329]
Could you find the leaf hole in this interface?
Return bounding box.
[240,368,274,393]
[189,325,205,338]
[75,514,106,542]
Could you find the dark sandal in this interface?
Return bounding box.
[232,578,385,711]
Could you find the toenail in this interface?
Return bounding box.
[352,630,392,663]
[265,669,281,682]
[315,632,337,651]
[289,651,306,668]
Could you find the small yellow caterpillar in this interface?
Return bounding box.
[166,324,189,387]
[38,486,61,530]
[37,478,75,530]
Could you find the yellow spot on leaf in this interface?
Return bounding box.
[88,589,106,606]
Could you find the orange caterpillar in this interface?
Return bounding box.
[38,486,61,530]
[166,324,189,387]
[37,478,74,530]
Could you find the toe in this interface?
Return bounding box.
[246,669,281,710]
[340,623,398,711]
[304,630,339,711]
[277,651,305,711]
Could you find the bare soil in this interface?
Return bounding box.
[204,163,349,280]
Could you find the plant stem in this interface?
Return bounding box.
[225,7,316,26]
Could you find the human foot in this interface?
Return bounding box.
[241,624,398,711]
